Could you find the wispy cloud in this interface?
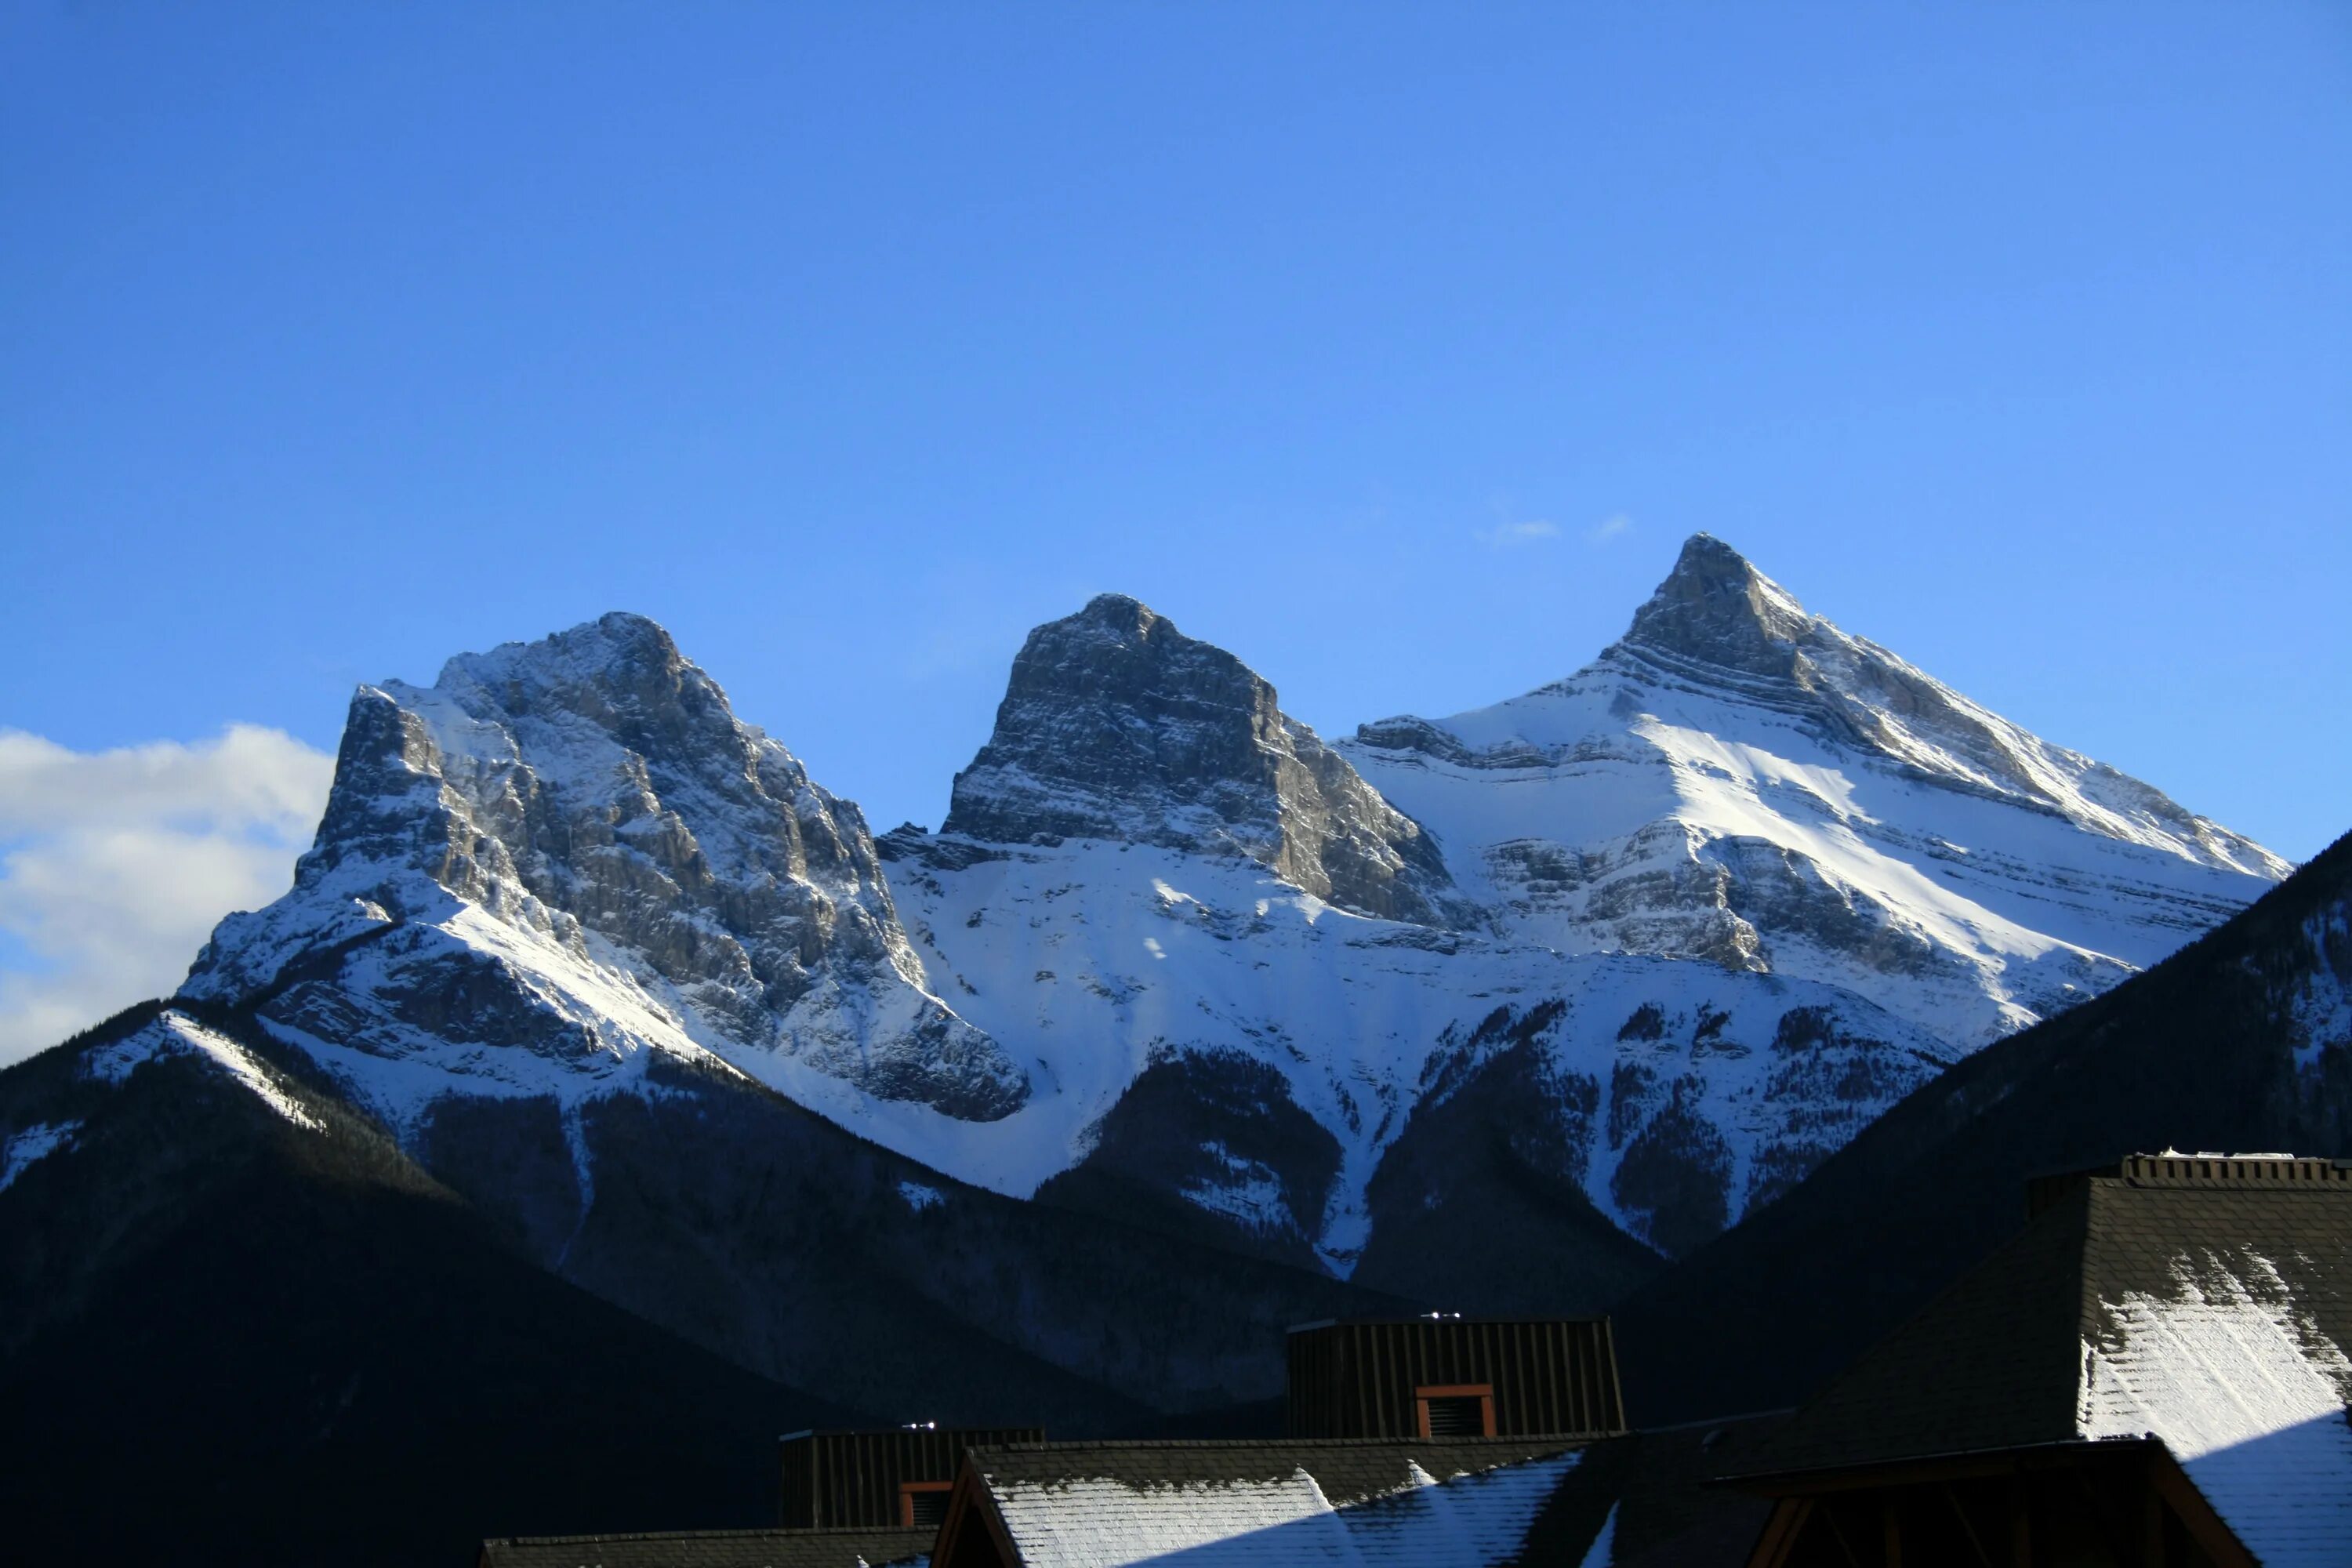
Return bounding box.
[1586,514,1632,545]
[1475,519,1561,549]
[0,727,334,1063]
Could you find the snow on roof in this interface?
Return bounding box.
[984,1450,1578,1568]
[2079,1248,2352,1568]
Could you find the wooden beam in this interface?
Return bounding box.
[1742,1498,1815,1568]
[1819,1500,1867,1568]
[2147,1450,2259,1568]
[1941,1482,1996,1568]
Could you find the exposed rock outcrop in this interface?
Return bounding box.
[944,594,1464,926]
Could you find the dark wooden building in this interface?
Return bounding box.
[1723,1154,2352,1567]
[927,1437,1592,1568]
[779,1427,1044,1530]
[1285,1316,1626,1440]
[478,1524,935,1568]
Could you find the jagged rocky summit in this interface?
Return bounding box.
[943,593,1464,926]
[142,539,2287,1301]
[182,612,1028,1123]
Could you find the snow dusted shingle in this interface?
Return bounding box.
[1728,1156,2352,1564]
[2080,1249,2352,1566]
[965,1439,1583,1568]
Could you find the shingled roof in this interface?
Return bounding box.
[942,1437,1591,1568]
[477,1524,934,1568]
[1730,1155,2352,1564]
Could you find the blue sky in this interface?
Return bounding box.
[2,3,2347,1051]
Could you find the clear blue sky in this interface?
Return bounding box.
[5,2,2348,866]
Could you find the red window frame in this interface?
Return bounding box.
[899,1479,953,1528]
[1414,1382,1497,1438]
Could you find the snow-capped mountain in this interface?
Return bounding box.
[1341,534,2286,1046]
[142,541,2284,1301]
[181,612,1029,1134]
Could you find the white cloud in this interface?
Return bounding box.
[0,727,334,1064]
[1475,519,1560,548]
[1586,514,1632,545]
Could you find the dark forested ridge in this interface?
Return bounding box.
[1611,829,2352,1425]
[0,997,1414,1566]
[0,1004,862,1566]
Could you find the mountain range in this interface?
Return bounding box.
[0,534,2318,1564]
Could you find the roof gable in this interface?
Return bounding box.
[946,1439,1584,1568]
[1736,1164,2352,1564]
[2074,1182,2352,1564]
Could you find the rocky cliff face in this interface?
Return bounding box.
[1342,535,2287,1047]
[944,594,1463,926]
[183,612,1026,1123]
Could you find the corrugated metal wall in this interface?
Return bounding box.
[1285,1319,1625,1439]
[778,1428,1045,1526]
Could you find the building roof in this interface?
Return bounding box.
[1528,1413,1788,1568]
[1731,1156,2352,1564]
[477,1525,935,1568]
[956,1438,1589,1568]
[1283,1315,1613,1331]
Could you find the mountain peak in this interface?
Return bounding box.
[1073,592,1160,633]
[435,610,685,695]
[941,597,1460,922]
[1623,534,1814,677]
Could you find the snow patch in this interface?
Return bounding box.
[82,1013,324,1131]
[0,1120,82,1192]
[1181,1142,1291,1232]
[1576,1502,1617,1568]
[2080,1252,2352,1566]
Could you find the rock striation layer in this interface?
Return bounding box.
[1343,535,2286,1047]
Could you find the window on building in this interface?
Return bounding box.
[1414,1383,1497,1438]
[900,1481,953,1529]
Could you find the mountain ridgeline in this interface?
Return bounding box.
[0,535,2315,1563]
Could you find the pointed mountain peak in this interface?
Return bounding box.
[1622,534,1815,677]
[945,593,1278,851]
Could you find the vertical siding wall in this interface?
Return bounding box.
[779,1428,1045,1527]
[1286,1319,1626,1440]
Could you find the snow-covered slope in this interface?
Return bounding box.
[884,827,1951,1272]
[1339,534,2287,1047]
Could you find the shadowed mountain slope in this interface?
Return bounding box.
[0,1003,862,1568]
[1612,828,2352,1425]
